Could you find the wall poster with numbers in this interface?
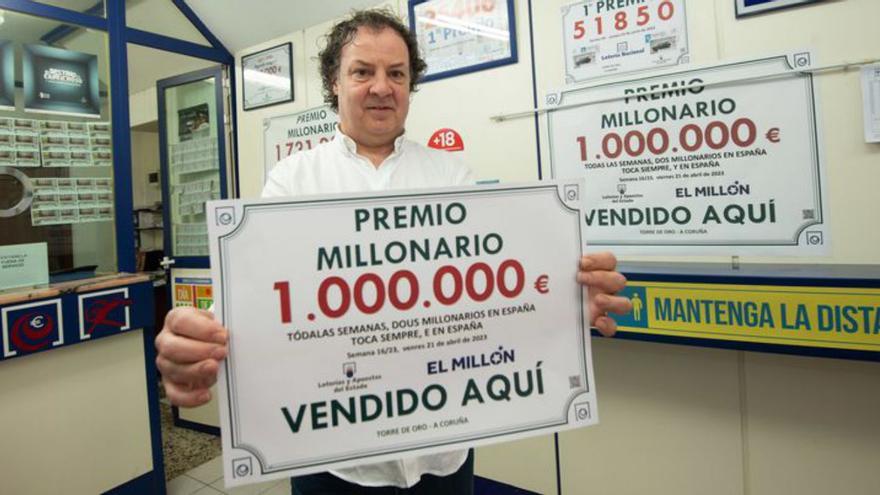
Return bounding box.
[408,0,518,82]
[546,51,829,256]
[562,0,689,83]
[262,106,338,183]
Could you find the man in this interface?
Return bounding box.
[155,9,632,494]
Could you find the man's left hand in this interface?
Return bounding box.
[577,252,632,337]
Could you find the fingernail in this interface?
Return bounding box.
[212,331,227,344]
[212,346,227,360]
[199,391,211,402]
[580,257,593,270]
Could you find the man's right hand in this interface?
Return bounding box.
[155,307,228,407]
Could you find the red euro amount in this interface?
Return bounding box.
[576,118,758,161]
[273,259,526,323]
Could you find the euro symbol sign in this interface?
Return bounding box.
[534,275,550,294]
[766,128,781,143]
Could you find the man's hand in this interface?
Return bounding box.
[155,307,228,407]
[577,252,632,337]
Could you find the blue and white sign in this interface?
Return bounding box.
[2,299,64,358]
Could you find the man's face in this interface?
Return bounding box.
[333,26,411,148]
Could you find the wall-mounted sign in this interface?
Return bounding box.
[0,41,14,111]
[262,105,337,182]
[242,42,294,111]
[409,0,518,82]
[22,44,100,118]
[615,278,880,358]
[427,128,464,151]
[735,0,825,17]
[561,0,689,83]
[547,52,827,255]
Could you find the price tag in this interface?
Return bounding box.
[207,180,598,487]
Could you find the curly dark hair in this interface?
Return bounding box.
[319,8,427,112]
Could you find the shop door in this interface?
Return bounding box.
[156,66,231,276]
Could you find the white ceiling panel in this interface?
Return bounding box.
[185,0,386,53]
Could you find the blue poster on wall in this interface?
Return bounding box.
[736,0,824,17]
[0,41,13,110]
[22,44,100,118]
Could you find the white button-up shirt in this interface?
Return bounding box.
[263,130,473,197]
[261,130,473,488]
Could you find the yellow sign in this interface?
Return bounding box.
[614,282,880,352]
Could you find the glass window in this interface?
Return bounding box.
[125,0,212,47]
[127,44,217,265]
[0,9,116,279]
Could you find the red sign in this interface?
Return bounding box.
[427,128,464,152]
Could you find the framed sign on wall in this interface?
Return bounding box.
[241,42,294,111]
[408,0,518,82]
[735,0,825,17]
[561,0,690,83]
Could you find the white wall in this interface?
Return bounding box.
[229,1,880,494]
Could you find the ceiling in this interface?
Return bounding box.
[0,1,386,97]
[185,0,385,53]
[0,1,99,45]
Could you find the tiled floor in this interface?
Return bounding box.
[166,456,290,495]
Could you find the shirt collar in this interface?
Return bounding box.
[335,128,406,159]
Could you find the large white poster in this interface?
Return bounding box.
[207,181,597,487]
[561,0,689,83]
[547,52,828,255]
